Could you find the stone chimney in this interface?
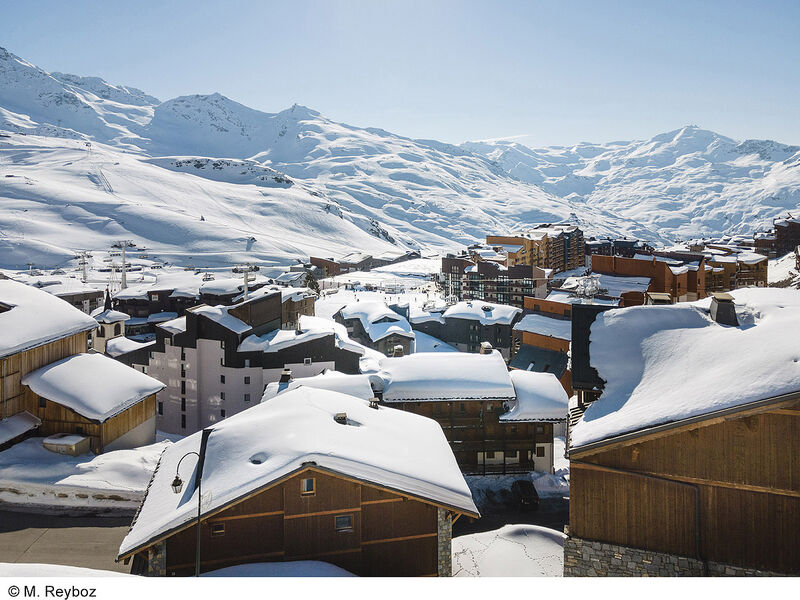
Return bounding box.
[393,344,404,357]
[710,292,738,326]
[279,368,292,384]
[479,341,493,354]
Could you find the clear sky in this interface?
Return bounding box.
[2,0,798,147]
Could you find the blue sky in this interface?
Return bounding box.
[2,0,798,146]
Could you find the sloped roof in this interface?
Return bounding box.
[0,280,98,359]
[118,387,478,559]
[502,371,569,422]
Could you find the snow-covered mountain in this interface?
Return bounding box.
[463,127,800,240]
[1,46,798,270]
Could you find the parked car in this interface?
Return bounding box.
[511,479,540,510]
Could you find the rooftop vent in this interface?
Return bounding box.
[710,292,738,326]
[279,369,292,384]
[392,344,404,357]
[479,341,493,354]
[481,305,493,312]
[369,398,380,410]
[334,412,348,424]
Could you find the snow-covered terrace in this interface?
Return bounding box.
[570,288,800,449]
[118,387,478,559]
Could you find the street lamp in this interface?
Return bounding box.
[172,451,202,577]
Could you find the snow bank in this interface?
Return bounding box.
[203,561,355,577]
[21,353,165,422]
[0,438,168,513]
[0,563,132,577]
[453,525,565,577]
[572,288,800,448]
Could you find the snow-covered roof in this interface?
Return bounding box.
[238,328,330,353]
[21,353,165,422]
[339,301,413,342]
[561,274,650,298]
[158,316,187,335]
[442,301,521,325]
[379,351,515,401]
[20,276,103,298]
[0,280,98,359]
[545,291,619,306]
[147,311,178,324]
[571,288,800,449]
[262,371,374,402]
[118,387,478,558]
[113,271,203,301]
[204,561,355,577]
[502,371,569,422]
[105,336,156,358]
[513,313,572,340]
[92,308,131,324]
[0,411,41,446]
[190,305,250,334]
[408,305,445,324]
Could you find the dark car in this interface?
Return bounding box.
[511,479,540,510]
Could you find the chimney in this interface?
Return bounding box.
[393,344,404,357]
[710,293,738,326]
[334,412,348,424]
[279,369,292,384]
[479,341,493,354]
[369,398,380,409]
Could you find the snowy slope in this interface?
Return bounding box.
[464,126,800,240]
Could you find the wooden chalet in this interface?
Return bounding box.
[565,289,800,576]
[117,388,478,577]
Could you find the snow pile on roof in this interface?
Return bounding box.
[203,561,355,577]
[408,304,445,324]
[0,563,132,577]
[452,525,565,577]
[105,336,155,358]
[158,315,187,335]
[545,291,619,306]
[190,304,251,334]
[238,327,330,353]
[0,411,41,446]
[16,275,103,298]
[262,371,374,401]
[513,313,572,340]
[571,288,800,448]
[339,301,413,342]
[0,279,98,359]
[92,308,131,323]
[379,351,515,401]
[118,387,478,558]
[503,371,569,422]
[147,311,178,323]
[114,271,204,301]
[443,301,521,325]
[413,331,458,353]
[22,353,165,422]
[561,274,651,298]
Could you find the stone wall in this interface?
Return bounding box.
[564,533,789,577]
[436,508,452,577]
[146,541,166,577]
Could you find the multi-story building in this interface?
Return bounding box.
[440,255,548,308]
[486,224,585,272]
[147,291,363,434]
[334,301,415,356]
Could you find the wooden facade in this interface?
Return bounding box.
[389,400,553,475]
[0,332,88,418]
[569,397,800,574]
[132,467,460,577]
[22,389,156,453]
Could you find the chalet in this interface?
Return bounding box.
[16,274,104,314]
[21,353,163,453]
[376,351,560,474]
[334,301,414,356]
[564,289,800,576]
[148,291,364,434]
[116,387,479,576]
[439,301,520,359]
[0,280,98,447]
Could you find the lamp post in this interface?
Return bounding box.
[171,451,202,577]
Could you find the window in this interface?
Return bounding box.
[300,478,315,495]
[335,515,354,532]
[303,358,312,366]
[149,351,154,359]
[486,451,496,459]
[220,375,225,384]
[244,376,250,385]
[181,398,186,412]
[181,414,186,429]
[220,340,225,349]
[181,348,186,361]
[75,426,84,435]
[180,365,186,378]
[180,381,186,395]
[536,446,545,458]
[38,397,46,408]
[536,425,544,434]
[244,359,250,368]
[96,327,105,338]
[459,403,466,413]
[211,523,225,537]
[158,402,163,416]
[244,393,251,402]
[165,338,171,346]
[113,323,121,336]
[220,392,226,401]
[220,409,226,418]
